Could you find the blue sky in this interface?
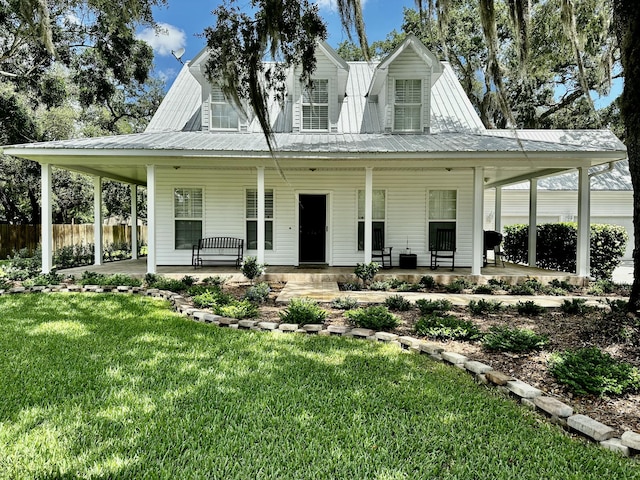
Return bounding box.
[138,0,417,85]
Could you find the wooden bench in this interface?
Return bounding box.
[192,237,244,268]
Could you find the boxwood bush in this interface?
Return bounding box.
[482,326,548,352]
[503,223,627,280]
[344,305,399,331]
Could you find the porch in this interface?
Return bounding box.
[58,258,587,286]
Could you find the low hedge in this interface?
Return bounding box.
[503,223,627,280]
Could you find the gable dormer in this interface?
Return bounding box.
[292,41,349,133]
[188,47,249,132]
[368,35,443,133]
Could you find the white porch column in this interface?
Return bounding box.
[41,163,53,274]
[528,178,538,267]
[577,166,591,278]
[494,187,502,232]
[146,165,157,274]
[131,184,138,260]
[364,167,373,263]
[93,176,103,266]
[257,166,265,264]
[471,167,484,275]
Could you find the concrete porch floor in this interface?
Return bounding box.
[59,258,586,286]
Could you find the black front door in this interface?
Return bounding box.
[299,194,326,263]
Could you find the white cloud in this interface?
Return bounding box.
[315,0,367,11]
[137,23,186,57]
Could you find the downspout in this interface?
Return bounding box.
[588,161,620,179]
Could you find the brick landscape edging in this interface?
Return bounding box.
[2,283,638,458]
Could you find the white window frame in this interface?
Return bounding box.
[357,189,386,251]
[427,189,457,249]
[174,187,204,250]
[210,85,239,131]
[393,78,423,132]
[302,79,329,132]
[246,188,274,250]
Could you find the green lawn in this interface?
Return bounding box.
[0,294,637,479]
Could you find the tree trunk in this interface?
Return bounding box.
[613,0,640,311]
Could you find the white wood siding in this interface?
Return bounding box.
[155,166,477,266]
[484,189,633,259]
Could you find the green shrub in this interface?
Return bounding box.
[345,305,399,331]
[398,282,421,292]
[560,298,591,315]
[419,275,436,289]
[331,296,359,310]
[488,278,509,289]
[78,271,106,285]
[4,247,41,281]
[503,223,627,280]
[245,282,271,303]
[180,275,196,287]
[588,279,615,295]
[102,274,142,287]
[387,278,405,289]
[280,297,327,326]
[354,262,380,286]
[192,289,233,309]
[415,299,452,315]
[414,314,481,340]
[482,326,549,352]
[516,300,545,316]
[54,244,94,268]
[216,299,259,319]
[549,347,640,396]
[0,277,14,290]
[22,271,64,287]
[548,279,575,292]
[187,284,222,297]
[473,284,495,294]
[369,281,389,291]
[445,279,470,293]
[145,275,188,292]
[468,299,503,315]
[384,295,412,311]
[341,282,361,291]
[507,283,536,296]
[605,298,628,314]
[241,256,266,283]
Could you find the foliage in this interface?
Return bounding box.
[444,278,470,293]
[419,275,437,289]
[144,275,188,293]
[415,298,452,315]
[503,223,627,280]
[468,299,503,315]
[516,300,546,316]
[215,299,259,319]
[244,282,271,303]
[488,278,509,289]
[588,279,616,295]
[192,289,233,309]
[331,296,359,310]
[180,275,196,287]
[482,326,549,353]
[2,247,41,280]
[22,271,64,287]
[549,347,640,396]
[0,277,12,290]
[368,281,389,291]
[340,282,361,291]
[384,295,412,311]
[202,276,227,287]
[473,284,496,294]
[54,244,94,269]
[354,262,380,286]
[241,256,266,283]
[397,282,421,292]
[77,271,141,287]
[344,305,399,331]
[414,314,481,341]
[280,297,327,326]
[560,298,592,315]
[387,278,405,289]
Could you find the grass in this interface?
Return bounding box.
[0,294,637,479]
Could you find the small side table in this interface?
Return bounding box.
[399,253,417,269]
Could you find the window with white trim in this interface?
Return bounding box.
[428,190,456,249]
[357,189,385,251]
[246,188,273,250]
[302,79,329,131]
[394,79,422,132]
[174,187,203,249]
[211,85,239,130]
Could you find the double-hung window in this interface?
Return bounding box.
[428,190,457,249]
[246,188,273,250]
[302,79,329,131]
[394,79,422,132]
[174,187,203,249]
[357,189,386,251]
[211,85,238,130]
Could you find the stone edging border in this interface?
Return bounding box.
[2,283,640,458]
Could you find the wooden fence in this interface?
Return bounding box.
[0,224,148,259]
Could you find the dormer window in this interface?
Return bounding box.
[394,79,422,132]
[302,79,329,131]
[211,85,239,130]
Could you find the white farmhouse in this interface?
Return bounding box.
[1,36,627,278]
